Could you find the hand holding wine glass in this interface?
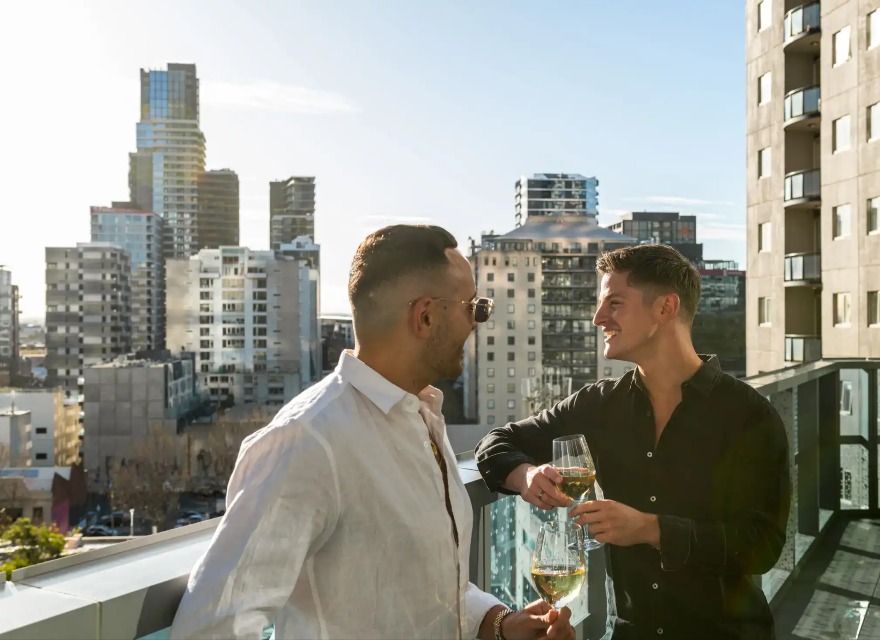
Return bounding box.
[531,521,587,610]
[552,434,603,551]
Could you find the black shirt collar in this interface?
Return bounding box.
[629,354,721,396]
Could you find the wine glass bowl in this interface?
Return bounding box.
[530,521,587,609]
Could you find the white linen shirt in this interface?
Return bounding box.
[170,351,502,639]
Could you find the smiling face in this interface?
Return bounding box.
[592,271,664,363]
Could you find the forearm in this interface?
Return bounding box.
[503,463,533,493]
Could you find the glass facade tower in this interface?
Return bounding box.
[128,63,206,260]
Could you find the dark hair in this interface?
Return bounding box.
[595,244,701,323]
[348,224,458,327]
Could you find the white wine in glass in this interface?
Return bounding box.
[530,521,586,609]
[553,434,603,551]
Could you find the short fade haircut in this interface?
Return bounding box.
[348,224,458,332]
[596,244,701,324]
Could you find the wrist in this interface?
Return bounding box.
[505,463,533,493]
[642,513,660,547]
[497,607,516,640]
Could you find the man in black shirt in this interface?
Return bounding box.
[476,245,790,639]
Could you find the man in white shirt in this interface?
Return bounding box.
[170,225,574,640]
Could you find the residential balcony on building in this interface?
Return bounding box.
[746,0,880,374]
[165,247,319,410]
[514,173,598,227]
[44,243,133,393]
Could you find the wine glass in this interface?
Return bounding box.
[552,434,603,551]
[531,521,587,609]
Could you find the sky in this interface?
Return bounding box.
[0,1,746,322]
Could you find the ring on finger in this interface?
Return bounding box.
[538,488,545,501]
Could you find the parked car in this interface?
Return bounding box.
[174,513,206,528]
[83,524,117,536]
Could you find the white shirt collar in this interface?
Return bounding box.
[335,350,444,416]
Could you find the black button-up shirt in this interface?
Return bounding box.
[476,356,790,640]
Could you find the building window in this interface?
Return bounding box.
[757,0,770,31]
[833,204,852,238]
[604,367,613,376]
[507,336,515,345]
[507,273,515,282]
[487,288,495,298]
[833,115,851,152]
[487,273,494,282]
[527,273,535,283]
[870,10,880,50]
[507,320,516,330]
[527,320,536,330]
[758,72,771,105]
[868,291,880,326]
[528,336,536,345]
[834,26,851,66]
[528,352,536,361]
[527,304,536,314]
[507,289,515,298]
[36,453,48,461]
[487,320,495,330]
[507,304,515,313]
[507,352,515,362]
[487,400,495,409]
[487,352,495,362]
[487,368,495,378]
[528,367,536,376]
[759,222,772,252]
[507,399,516,409]
[528,288,536,298]
[36,427,47,435]
[840,380,854,415]
[758,147,771,178]
[507,383,516,393]
[869,103,880,142]
[487,415,496,425]
[758,297,772,326]
[487,383,495,393]
[507,367,516,378]
[870,197,880,233]
[487,336,495,345]
[834,292,852,326]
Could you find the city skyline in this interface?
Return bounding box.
[3,1,747,320]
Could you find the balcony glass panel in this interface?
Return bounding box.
[784,253,821,281]
[784,169,821,202]
[784,2,821,42]
[784,86,820,121]
[840,444,869,509]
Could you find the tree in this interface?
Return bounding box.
[1,517,66,579]
[109,425,188,531]
[197,409,269,486]
[0,444,26,527]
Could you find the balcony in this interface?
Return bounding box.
[784,85,820,132]
[5,360,880,639]
[784,2,821,53]
[785,334,822,362]
[784,252,822,286]
[784,168,821,209]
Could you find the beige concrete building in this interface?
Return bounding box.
[747,0,880,374]
[0,389,80,466]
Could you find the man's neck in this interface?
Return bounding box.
[636,340,704,401]
[353,344,429,396]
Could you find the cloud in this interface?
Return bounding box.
[201,79,358,115]
[624,196,734,207]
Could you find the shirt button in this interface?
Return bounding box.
[646,452,653,458]
[646,411,652,417]
[650,496,657,502]
[657,629,664,635]
[652,583,659,590]
[424,441,430,448]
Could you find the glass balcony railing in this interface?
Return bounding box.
[784,168,821,203]
[785,335,822,362]
[784,252,821,282]
[784,86,820,122]
[4,360,880,639]
[784,2,821,43]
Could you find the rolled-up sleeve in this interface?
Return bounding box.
[170,422,339,639]
[463,582,504,639]
[658,408,790,575]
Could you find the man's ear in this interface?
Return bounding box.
[410,297,434,338]
[658,293,681,323]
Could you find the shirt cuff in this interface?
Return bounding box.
[658,514,692,572]
[464,582,505,640]
[476,452,532,494]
